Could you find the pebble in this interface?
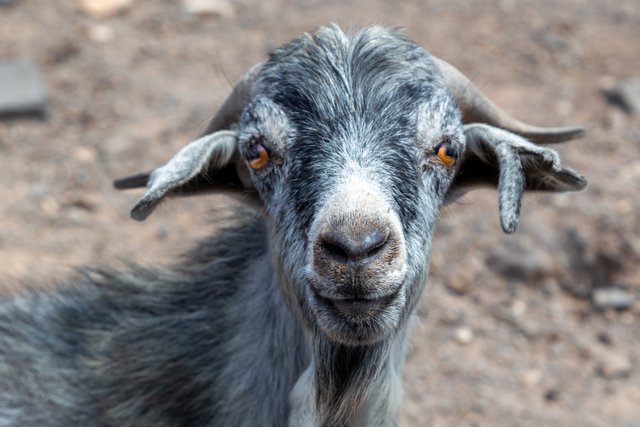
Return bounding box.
[606,78,640,114]
[486,243,550,281]
[155,225,169,241]
[511,299,527,316]
[182,0,234,18]
[72,145,98,163]
[520,369,542,387]
[444,274,472,295]
[78,0,134,17]
[544,388,560,402]
[620,312,636,325]
[592,287,634,310]
[596,350,633,379]
[453,327,474,345]
[597,75,617,92]
[88,24,115,43]
[0,60,47,118]
[40,197,61,216]
[439,308,466,326]
[583,336,634,380]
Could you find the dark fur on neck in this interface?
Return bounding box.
[313,332,390,426]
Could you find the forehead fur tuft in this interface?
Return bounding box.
[253,25,454,134]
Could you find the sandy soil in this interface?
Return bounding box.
[0,1,638,425]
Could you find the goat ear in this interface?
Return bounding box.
[449,124,587,234]
[114,130,253,221]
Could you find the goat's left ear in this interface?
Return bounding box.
[449,124,587,234]
[114,130,254,221]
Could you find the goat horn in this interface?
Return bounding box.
[433,57,585,143]
[114,64,262,192]
[201,63,263,135]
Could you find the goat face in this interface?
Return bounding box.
[236,28,463,345]
[119,25,586,346]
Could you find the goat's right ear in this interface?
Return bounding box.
[114,130,254,221]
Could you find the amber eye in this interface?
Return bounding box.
[248,144,270,170]
[435,141,458,167]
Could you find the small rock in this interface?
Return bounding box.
[72,145,98,163]
[444,274,472,295]
[486,242,551,281]
[78,0,133,17]
[606,79,640,114]
[0,0,16,7]
[40,197,60,216]
[620,312,636,325]
[592,287,634,310]
[443,254,482,295]
[520,369,542,387]
[0,60,47,118]
[511,299,527,316]
[45,40,80,66]
[88,24,115,43]
[596,331,613,346]
[64,195,98,212]
[182,0,234,18]
[596,350,633,379]
[453,327,474,345]
[438,308,466,326]
[597,75,617,92]
[155,225,169,241]
[544,388,560,402]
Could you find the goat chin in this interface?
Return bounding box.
[308,284,406,346]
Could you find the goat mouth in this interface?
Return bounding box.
[325,293,397,313]
[310,286,401,320]
[308,285,404,344]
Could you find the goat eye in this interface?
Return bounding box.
[248,144,270,170]
[435,141,458,167]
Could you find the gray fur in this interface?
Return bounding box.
[0,25,586,426]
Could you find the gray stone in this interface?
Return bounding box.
[0,60,47,118]
[606,79,640,114]
[592,287,634,310]
[182,0,234,18]
[78,0,134,17]
[0,0,16,6]
[485,241,552,281]
[595,348,633,379]
[453,327,474,345]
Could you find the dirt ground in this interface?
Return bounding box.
[0,1,638,426]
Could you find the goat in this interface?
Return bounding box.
[0,25,586,427]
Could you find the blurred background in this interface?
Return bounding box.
[0,0,638,425]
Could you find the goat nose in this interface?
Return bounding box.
[319,226,389,265]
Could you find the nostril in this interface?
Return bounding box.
[321,239,349,262]
[319,228,389,263]
[364,229,388,258]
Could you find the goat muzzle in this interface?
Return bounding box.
[310,212,406,303]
